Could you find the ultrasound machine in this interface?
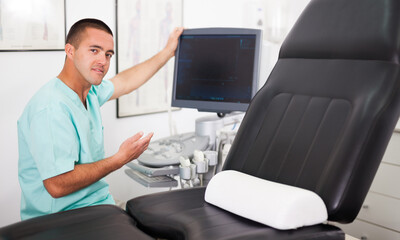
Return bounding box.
[125,28,262,188]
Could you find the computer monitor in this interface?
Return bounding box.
[171,28,262,114]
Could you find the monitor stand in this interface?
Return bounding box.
[195,112,245,150]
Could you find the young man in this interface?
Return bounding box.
[17,18,183,220]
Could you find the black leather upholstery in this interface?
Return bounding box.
[127,188,344,240]
[280,0,400,62]
[127,0,400,239]
[0,205,153,240]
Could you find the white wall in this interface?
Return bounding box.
[0,51,65,226]
[0,0,310,227]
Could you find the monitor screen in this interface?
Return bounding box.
[171,28,262,113]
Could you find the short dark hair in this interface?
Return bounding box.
[66,18,113,48]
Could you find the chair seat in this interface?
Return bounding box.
[0,205,153,240]
[126,187,344,240]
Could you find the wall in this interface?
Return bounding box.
[0,0,310,227]
[0,51,64,226]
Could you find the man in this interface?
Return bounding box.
[17,18,183,220]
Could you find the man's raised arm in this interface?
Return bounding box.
[109,27,183,100]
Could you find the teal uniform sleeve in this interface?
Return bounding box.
[92,79,115,107]
[28,106,79,180]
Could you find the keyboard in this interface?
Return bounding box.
[137,132,209,167]
[124,169,178,188]
[126,160,179,176]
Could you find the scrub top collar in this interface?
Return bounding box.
[55,78,92,112]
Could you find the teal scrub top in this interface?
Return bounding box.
[18,78,115,220]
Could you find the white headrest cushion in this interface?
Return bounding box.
[204,170,328,230]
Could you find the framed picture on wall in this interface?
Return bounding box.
[116,0,183,118]
[0,0,66,51]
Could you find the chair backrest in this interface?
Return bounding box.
[223,0,400,223]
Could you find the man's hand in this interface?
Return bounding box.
[114,132,153,166]
[164,27,184,58]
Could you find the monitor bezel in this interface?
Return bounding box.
[171,28,262,113]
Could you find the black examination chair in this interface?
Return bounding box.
[0,205,153,240]
[1,0,400,239]
[125,0,400,239]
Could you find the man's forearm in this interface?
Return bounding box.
[109,27,183,100]
[110,48,172,100]
[43,155,121,198]
[43,132,152,198]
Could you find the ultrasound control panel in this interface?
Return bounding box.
[137,132,209,167]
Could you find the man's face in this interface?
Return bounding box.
[72,28,114,86]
